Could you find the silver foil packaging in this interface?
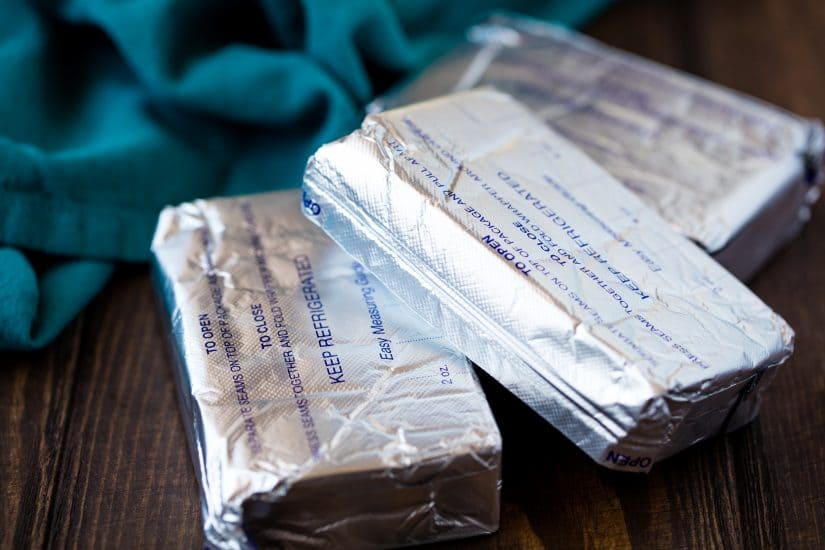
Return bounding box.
[372,14,825,280]
[303,89,794,472]
[151,189,501,548]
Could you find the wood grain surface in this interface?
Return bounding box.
[2,0,824,548]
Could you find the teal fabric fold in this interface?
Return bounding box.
[0,248,113,349]
[0,0,610,351]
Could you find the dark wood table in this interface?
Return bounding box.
[3,0,824,547]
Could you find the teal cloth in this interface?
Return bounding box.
[0,0,610,350]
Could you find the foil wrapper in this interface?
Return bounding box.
[303,89,794,472]
[151,189,501,548]
[371,14,825,280]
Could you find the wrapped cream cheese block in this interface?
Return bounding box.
[303,89,794,472]
[151,189,501,548]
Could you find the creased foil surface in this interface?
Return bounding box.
[372,14,825,279]
[151,189,501,548]
[303,89,794,472]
